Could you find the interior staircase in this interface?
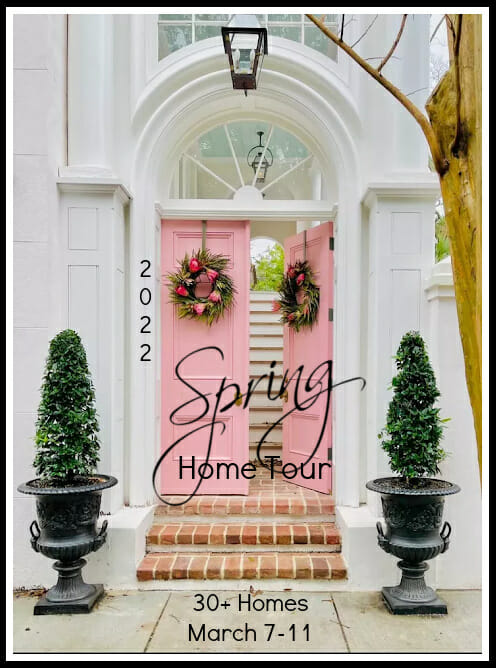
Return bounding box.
[249,291,284,460]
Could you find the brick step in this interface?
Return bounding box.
[147,522,340,550]
[153,495,335,518]
[137,552,347,581]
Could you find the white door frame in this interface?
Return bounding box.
[155,200,338,223]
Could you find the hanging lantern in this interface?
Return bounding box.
[247,131,274,183]
[221,15,268,96]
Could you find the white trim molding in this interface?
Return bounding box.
[155,199,337,223]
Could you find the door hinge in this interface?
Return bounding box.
[328,308,334,322]
[329,237,335,251]
[327,447,333,461]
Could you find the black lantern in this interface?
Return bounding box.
[222,15,268,96]
[247,131,274,183]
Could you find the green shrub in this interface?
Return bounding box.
[252,243,284,291]
[380,331,447,481]
[34,329,100,483]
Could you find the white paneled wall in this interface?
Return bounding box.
[58,184,129,514]
[13,14,67,588]
[362,184,440,512]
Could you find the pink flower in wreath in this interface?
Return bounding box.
[206,268,219,283]
[302,303,310,315]
[189,257,202,272]
[287,312,296,321]
[193,303,206,315]
[175,285,188,297]
[208,290,222,303]
[271,300,281,312]
[287,266,296,278]
[296,273,305,286]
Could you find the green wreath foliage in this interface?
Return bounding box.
[166,249,236,326]
[273,260,320,332]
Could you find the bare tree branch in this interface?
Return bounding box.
[405,86,428,97]
[430,15,446,43]
[340,14,345,41]
[445,14,456,57]
[350,15,378,48]
[305,13,449,175]
[377,14,407,73]
[451,14,464,156]
[365,56,400,62]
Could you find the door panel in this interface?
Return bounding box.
[282,222,334,494]
[161,220,250,495]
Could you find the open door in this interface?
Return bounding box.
[161,219,250,495]
[282,222,334,494]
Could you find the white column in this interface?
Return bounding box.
[362,180,440,514]
[394,14,431,170]
[56,181,130,513]
[425,258,481,588]
[66,14,114,175]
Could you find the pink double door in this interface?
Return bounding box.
[281,222,334,495]
[161,219,333,496]
[161,219,250,496]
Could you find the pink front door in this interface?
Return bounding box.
[161,219,250,496]
[282,222,334,494]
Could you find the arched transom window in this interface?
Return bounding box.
[170,121,324,201]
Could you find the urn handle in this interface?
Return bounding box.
[376,521,390,553]
[92,519,109,552]
[440,520,452,553]
[29,520,40,553]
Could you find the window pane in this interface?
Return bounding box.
[227,122,271,159]
[158,24,192,60]
[268,14,301,22]
[158,14,191,21]
[195,14,229,21]
[268,26,301,42]
[195,24,223,42]
[304,26,337,59]
[304,14,338,23]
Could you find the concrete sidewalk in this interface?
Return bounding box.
[13,589,482,654]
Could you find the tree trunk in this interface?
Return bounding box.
[426,15,482,482]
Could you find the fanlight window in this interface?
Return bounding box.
[170,121,323,201]
[158,14,338,62]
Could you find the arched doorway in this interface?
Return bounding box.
[127,36,363,508]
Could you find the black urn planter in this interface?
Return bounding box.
[366,477,460,615]
[18,475,117,615]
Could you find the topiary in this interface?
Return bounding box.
[33,329,100,484]
[380,331,448,483]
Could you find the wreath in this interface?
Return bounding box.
[166,249,236,325]
[272,260,320,331]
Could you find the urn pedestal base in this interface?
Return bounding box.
[34,558,104,615]
[34,584,104,615]
[381,560,447,615]
[382,587,447,615]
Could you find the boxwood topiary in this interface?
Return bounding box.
[380,331,448,482]
[34,329,100,484]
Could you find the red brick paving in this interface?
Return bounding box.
[146,522,341,547]
[138,552,346,581]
